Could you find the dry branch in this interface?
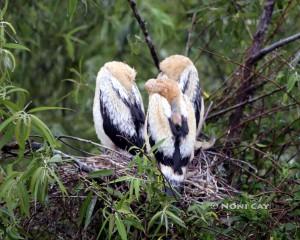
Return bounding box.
[207,87,283,120]
[228,0,275,138]
[127,0,160,71]
[185,12,197,57]
[252,32,300,62]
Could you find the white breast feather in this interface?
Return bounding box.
[148,94,174,157]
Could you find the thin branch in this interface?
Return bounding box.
[265,0,294,43]
[185,12,197,57]
[207,87,283,120]
[221,103,297,140]
[127,0,160,70]
[53,149,96,172]
[197,47,300,107]
[57,135,130,158]
[252,32,300,62]
[290,50,300,67]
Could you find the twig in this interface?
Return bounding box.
[220,103,297,140]
[198,47,300,107]
[57,138,95,157]
[57,135,130,158]
[265,0,295,43]
[252,32,300,62]
[185,12,197,57]
[290,49,300,67]
[127,0,160,70]
[207,87,282,120]
[53,149,96,172]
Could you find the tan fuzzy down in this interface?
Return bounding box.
[159,55,193,81]
[145,78,180,103]
[104,61,136,91]
[144,78,158,94]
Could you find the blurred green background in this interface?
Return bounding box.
[5,0,299,145]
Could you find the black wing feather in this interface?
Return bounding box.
[100,91,144,154]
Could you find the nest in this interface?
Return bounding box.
[57,146,241,204]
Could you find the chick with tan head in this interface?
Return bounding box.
[93,61,145,155]
[145,77,196,193]
[158,55,202,129]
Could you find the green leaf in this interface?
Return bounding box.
[0,99,20,112]
[115,213,127,240]
[79,192,92,226]
[65,37,75,60]
[255,143,267,148]
[84,196,97,230]
[0,114,15,133]
[0,124,14,149]
[38,171,49,203]
[49,168,68,196]
[30,114,56,146]
[96,216,109,240]
[28,106,72,113]
[108,214,115,240]
[109,176,139,184]
[149,7,174,29]
[17,181,30,216]
[1,48,16,71]
[6,227,24,240]
[30,167,43,194]
[88,169,113,178]
[15,116,31,156]
[68,0,78,21]
[6,86,29,95]
[0,0,8,19]
[149,138,166,154]
[287,72,299,92]
[165,211,186,228]
[148,210,163,231]
[133,179,140,200]
[0,21,16,34]
[4,43,30,51]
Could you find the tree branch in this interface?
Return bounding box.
[208,87,283,120]
[185,12,197,57]
[252,32,300,62]
[127,0,160,71]
[228,0,275,138]
[247,0,275,63]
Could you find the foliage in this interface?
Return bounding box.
[1,0,300,239]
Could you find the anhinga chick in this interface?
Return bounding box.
[93,61,145,154]
[158,55,202,128]
[145,78,196,192]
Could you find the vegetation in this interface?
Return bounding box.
[0,0,300,239]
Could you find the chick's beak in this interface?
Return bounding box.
[171,112,182,126]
